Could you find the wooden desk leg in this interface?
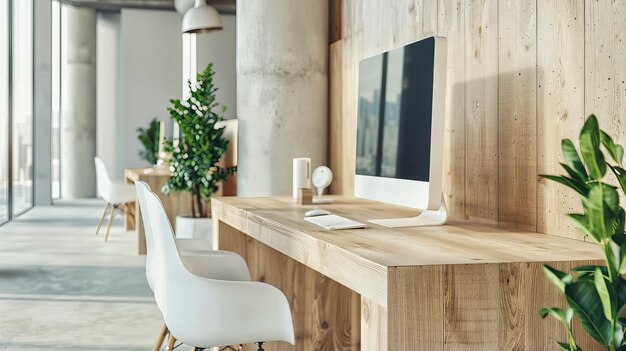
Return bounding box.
[361,298,387,351]
[125,201,136,231]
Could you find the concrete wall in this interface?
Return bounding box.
[120,9,182,169]
[96,11,122,181]
[237,1,328,196]
[196,14,236,119]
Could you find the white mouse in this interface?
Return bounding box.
[304,209,331,217]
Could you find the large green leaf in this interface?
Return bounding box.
[584,184,620,242]
[541,175,589,196]
[543,265,573,292]
[579,115,607,180]
[601,129,624,165]
[565,281,612,346]
[594,267,613,320]
[562,138,589,180]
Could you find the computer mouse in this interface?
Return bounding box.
[304,209,331,217]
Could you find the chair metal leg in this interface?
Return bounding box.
[104,204,117,242]
[96,203,110,235]
[153,322,169,351]
[165,334,177,351]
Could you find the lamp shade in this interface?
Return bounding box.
[181,1,223,34]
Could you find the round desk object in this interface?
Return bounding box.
[312,166,333,204]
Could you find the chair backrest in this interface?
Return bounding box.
[134,181,157,292]
[94,157,112,201]
[143,189,190,309]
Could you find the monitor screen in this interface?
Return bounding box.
[355,37,435,182]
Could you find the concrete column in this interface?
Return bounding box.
[60,5,96,198]
[237,1,328,196]
[33,0,52,205]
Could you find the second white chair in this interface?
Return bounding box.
[94,157,135,242]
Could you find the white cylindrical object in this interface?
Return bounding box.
[293,157,311,199]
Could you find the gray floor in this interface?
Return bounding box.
[0,199,163,351]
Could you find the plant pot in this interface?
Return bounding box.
[175,215,212,241]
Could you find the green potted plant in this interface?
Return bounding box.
[540,115,626,350]
[137,117,162,166]
[162,63,236,240]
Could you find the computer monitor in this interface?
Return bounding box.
[354,36,447,227]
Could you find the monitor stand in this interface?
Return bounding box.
[368,195,448,228]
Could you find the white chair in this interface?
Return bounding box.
[144,189,295,350]
[135,181,251,351]
[94,157,136,242]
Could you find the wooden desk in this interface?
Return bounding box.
[125,167,191,255]
[211,196,604,351]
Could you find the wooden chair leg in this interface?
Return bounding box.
[96,203,110,235]
[153,322,169,351]
[104,204,116,242]
[165,334,177,351]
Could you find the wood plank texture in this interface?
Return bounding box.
[329,0,625,241]
[536,0,586,240]
[464,0,499,224]
[497,0,537,231]
[388,265,443,350]
[438,0,466,219]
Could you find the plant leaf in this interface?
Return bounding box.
[584,183,620,242]
[568,213,601,243]
[609,165,626,198]
[541,175,589,196]
[565,281,612,346]
[579,115,607,180]
[543,265,573,293]
[594,267,613,320]
[601,129,624,165]
[557,342,582,351]
[562,138,589,180]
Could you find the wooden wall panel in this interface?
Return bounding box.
[584,0,626,210]
[329,0,625,241]
[536,0,586,240]
[438,0,466,219]
[464,0,499,224]
[497,0,537,231]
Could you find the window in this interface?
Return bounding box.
[10,0,33,215]
[0,0,9,223]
